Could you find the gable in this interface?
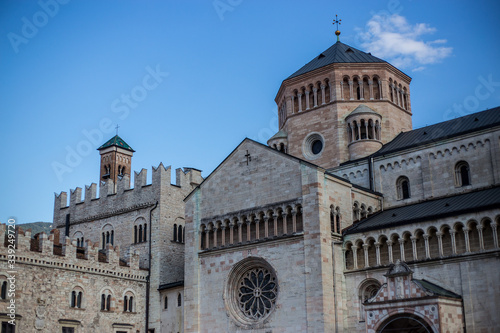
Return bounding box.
[196,139,306,218]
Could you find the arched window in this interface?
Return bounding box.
[101,294,106,310]
[102,233,105,249]
[164,296,168,309]
[1,281,7,299]
[358,279,381,321]
[396,176,411,200]
[330,206,335,233]
[71,291,76,308]
[106,231,110,244]
[134,225,137,244]
[129,296,133,312]
[77,291,82,308]
[110,230,114,245]
[124,296,128,312]
[173,224,178,242]
[178,226,183,243]
[177,293,182,307]
[455,161,471,186]
[335,207,341,233]
[139,225,143,243]
[106,295,111,311]
[143,224,147,242]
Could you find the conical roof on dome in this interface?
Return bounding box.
[268,129,288,141]
[346,104,381,118]
[97,135,135,152]
[287,41,386,80]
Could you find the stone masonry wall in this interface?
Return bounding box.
[0,224,147,333]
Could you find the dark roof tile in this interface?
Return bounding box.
[287,41,386,79]
[344,186,500,235]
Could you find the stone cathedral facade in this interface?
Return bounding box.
[1,36,499,332]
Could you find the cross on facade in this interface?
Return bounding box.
[245,150,251,165]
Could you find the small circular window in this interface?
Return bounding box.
[303,133,325,160]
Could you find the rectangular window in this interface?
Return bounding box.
[62,327,74,333]
[1,322,15,333]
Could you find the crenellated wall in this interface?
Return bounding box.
[51,163,203,332]
[0,224,147,332]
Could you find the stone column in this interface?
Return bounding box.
[398,239,405,262]
[221,226,226,247]
[213,224,218,248]
[423,234,431,259]
[292,210,297,234]
[375,242,381,266]
[368,80,374,100]
[342,249,347,270]
[246,220,252,242]
[282,211,288,235]
[353,247,358,269]
[313,87,318,107]
[291,95,295,114]
[237,221,243,244]
[205,226,210,250]
[390,84,395,103]
[477,225,484,251]
[321,84,326,104]
[410,236,418,261]
[339,82,344,100]
[360,82,364,100]
[329,81,334,102]
[264,216,269,238]
[349,80,354,100]
[298,93,303,112]
[463,228,471,253]
[254,217,260,240]
[387,240,394,263]
[305,90,310,110]
[363,244,370,268]
[357,123,361,141]
[229,222,234,245]
[449,230,457,255]
[491,223,498,249]
[273,214,278,238]
[436,232,444,258]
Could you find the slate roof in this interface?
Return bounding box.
[97,135,135,152]
[344,186,500,235]
[375,107,500,156]
[287,41,386,79]
[414,279,462,299]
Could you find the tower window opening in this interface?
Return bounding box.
[312,140,323,155]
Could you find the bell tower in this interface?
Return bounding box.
[97,135,134,186]
[269,18,412,168]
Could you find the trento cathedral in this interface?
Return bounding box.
[2,26,500,333]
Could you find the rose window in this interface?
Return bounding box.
[225,258,279,327]
[237,267,277,320]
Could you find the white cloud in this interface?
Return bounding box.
[357,14,452,71]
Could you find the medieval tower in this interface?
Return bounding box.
[269,31,412,167]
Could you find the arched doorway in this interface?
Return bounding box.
[377,314,435,333]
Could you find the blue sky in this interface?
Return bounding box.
[1,0,499,224]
